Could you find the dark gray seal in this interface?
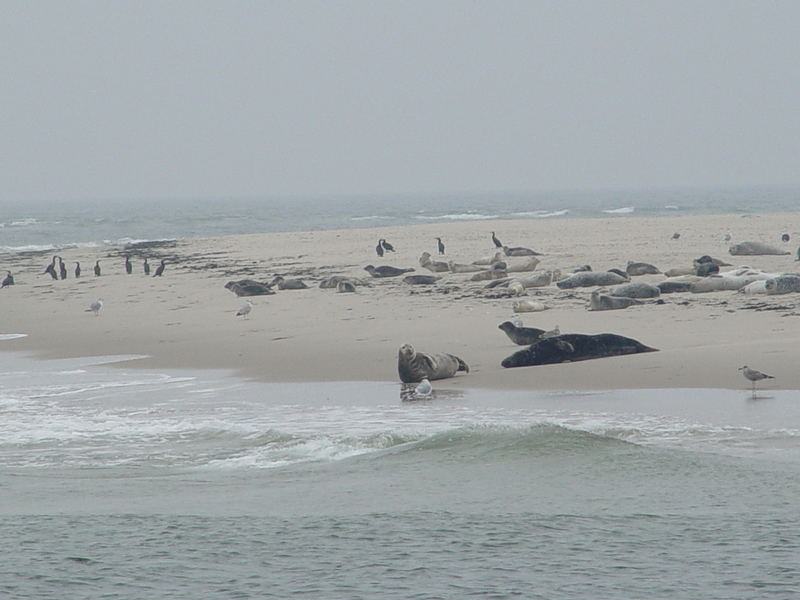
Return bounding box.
[364,265,415,278]
[609,282,661,299]
[403,275,440,285]
[588,291,639,310]
[626,261,660,276]
[336,280,357,293]
[271,275,308,290]
[656,280,692,293]
[398,344,470,383]
[501,333,657,368]
[498,321,546,345]
[556,271,628,289]
[503,245,542,257]
[225,279,276,297]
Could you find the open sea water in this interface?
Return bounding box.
[1,348,799,599]
[2,188,800,598]
[1,186,799,253]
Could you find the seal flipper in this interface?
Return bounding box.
[453,355,470,373]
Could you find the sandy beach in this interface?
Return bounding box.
[2,213,799,391]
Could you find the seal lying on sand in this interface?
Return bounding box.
[364,265,415,278]
[501,333,658,368]
[498,321,546,345]
[729,241,790,256]
[556,271,628,289]
[626,261,660,276]
[609,282,661,299]
[397,344,470,383]
[503,246,541,257]
[271,275,308,290]
[419,252,449,273]
[320,276,365,289]
[765,274,800,295]
[588,291,640,311]
[225,279,276,297]
[403,274,440,285]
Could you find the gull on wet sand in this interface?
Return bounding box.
[738,365,774,391]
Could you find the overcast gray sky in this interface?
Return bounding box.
[2,1,799,202]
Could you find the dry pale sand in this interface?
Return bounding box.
[2,213,799,391]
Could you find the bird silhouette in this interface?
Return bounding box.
[144,258,150,275]
[436,237,445,255]
[376,240,384,257]
[94,261,101,276]
[154,259,166,277]
[380,239,395,252]
[74,262,81,278]
[125,255,132,274]
[491,232,503,248]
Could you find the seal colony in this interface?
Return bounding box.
[3,213,798,391]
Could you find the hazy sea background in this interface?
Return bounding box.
[2,187,800,598]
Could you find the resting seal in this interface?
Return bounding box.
[398,344,470,383]
[626,261,660,276]
[764,274,800,295]
[503,246,541,257]
[588,291,640,311]
[419,252,449,273]
[501,333,657,368]
[498,321,545,345]
[729,241,790,256]
[609,282,661,299]
[404,274,440,285]
[556,271,628,289]
[364,265,415,278]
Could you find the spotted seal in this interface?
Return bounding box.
[588,291,640,311]
[556,271,628,289]
[498,321,545,345]
[609,282,661,299]
[729,241,790,256]
[764,274,800,295]
[398,344,469,383]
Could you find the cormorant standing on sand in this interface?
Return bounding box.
[74,262,81,278]
[94,261,101,276]
[44,256,58,280]
[491,232,503,248]
[143,258,150,275]
[380,239,395,252]
[376,240,384,257]
[1,271,14,287]
[436,237,445,255]
[154,259,166,277]
[125,255,132,274]
[58,257,67,280]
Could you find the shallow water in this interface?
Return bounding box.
[1,351,799,598]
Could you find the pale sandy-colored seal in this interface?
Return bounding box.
[472,251,504,266]
[419,252,449,273]
[320,276,365,289]
[729,241,790,256]
[513,299,548,312]
[397,344,469,383]
[503,245,542,257]
[505,257,540,273]
[271,275,308,290]
[448,261,484,273]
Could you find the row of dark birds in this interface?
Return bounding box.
[37,255,167,280]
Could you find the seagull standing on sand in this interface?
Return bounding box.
[236,300,253,319]
[415,378,432,397]
[738,366,774,392]
[86,298,104,316]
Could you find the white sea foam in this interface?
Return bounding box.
[350,215,392,221]
[0,218,39,228]
[602,206,635,214]
[511,209,569,218]
[664,205,680,210]
[0,333,28,340]
[415,213,498,221]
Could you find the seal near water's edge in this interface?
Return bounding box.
[397,343,470,383]
[501,333,657,368]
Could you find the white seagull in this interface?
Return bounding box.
[415,378,432,397]
[86,298,103,316]
[236,300,253,319]
[738,365,774,392]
